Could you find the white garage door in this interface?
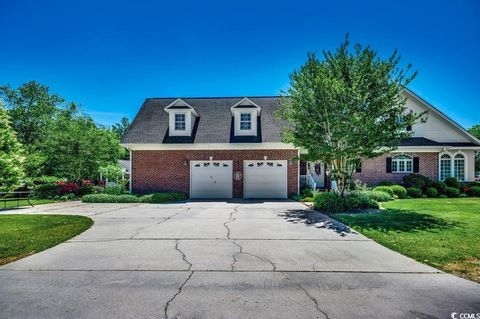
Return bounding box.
[244,160,288,199]
[190,161,233,199]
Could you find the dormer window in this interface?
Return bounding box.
[164,99,199,137]
[231,98,261,136]
[240,113,252,130]
[174,113,186,131]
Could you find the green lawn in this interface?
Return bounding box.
[0,214,93,265]
[334,198,480,282]
[0,198,59,210]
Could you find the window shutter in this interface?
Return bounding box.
[413,157,420,173]
[355,162,362,173]
[386,157,392,173]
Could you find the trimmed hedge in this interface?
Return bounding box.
[444,177,461,189]
[377,180,396,186]
[403,174,430,189]
[359,190,393,202]
[406,187,422,198]
[372,186,394,197]
[82,194,139,203]
[81,192,188,203]
[391,185,407,199]
[445,187,460,198]
[313,192,378,214]
[425,187,438,198]
[466,186,480,197]
[150,192,188,203]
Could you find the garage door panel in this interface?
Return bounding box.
[244,160,288,199]
[191,161,232,199]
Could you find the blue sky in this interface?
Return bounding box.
[1,0,479,128]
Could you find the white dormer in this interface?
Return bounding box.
[164,99,199,136]
[231,98,261,136]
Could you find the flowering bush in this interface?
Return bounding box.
[57,182,80,196]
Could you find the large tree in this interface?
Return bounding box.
[0,102,25,191]
[277,37,425,194]
[0,81,63,177]
[468,125,480,174]
[43,104,124,180]
[112,117,131,139]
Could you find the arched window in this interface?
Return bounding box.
[439,153,451,181]
[392,154,413,173]
[453,153,465,181]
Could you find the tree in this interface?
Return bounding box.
[99,164,124,183]
[277,37,425,194]
[112,117,130,139]
[468,125,480,174]
[0,102,25,191]
[43,106,124,180]
[0,81,64,177]
[0,81,63,145]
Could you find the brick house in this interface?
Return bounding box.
[121,89,480,198]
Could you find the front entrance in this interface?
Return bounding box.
[190,160,233,199]
[308,162,325,188]
[244,160,288,199]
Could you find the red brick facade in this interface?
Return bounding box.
[132,149,299,197]
[353,152,439,185]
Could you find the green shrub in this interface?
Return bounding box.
[350,179,368,191]
[103,184,125,195]
[468,181,480,188]
[467,186,480,197]
[445,187,460,198]
[300,186,314,197]
[377,180,396,186]
[439,194,448,198]
[390,185,407,199]
[425,187,438,198]
[149,192,188,203]
[359,190,393,202]
[444,177,461,189]
[300,196,314,202]
[313,192,378,214]
[82,194,139,203]
[428,181,447,194]
[406,187,422,198]
[33,183,61,198]
[403,174,430,189]
[290,194,302,201]
[372,186,394,197]
[458,194,468,198]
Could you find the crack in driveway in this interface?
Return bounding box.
[164,271,194,319]
[130,208,190,239]
[281,272,330,319]
[231,241,277,271]
[222,205,240,239]
[174,240,192,270]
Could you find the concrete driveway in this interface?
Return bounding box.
[0,201,479,319]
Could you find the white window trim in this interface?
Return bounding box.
[239,112,252,130]
[438,151,467,181]
[392,154,413,173]
[174,112,186,131]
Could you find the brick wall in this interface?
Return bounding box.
[353,152,439,186]
[132,149,299,197]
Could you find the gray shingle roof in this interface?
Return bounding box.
[399,137,478,147]
[121,97,286,144]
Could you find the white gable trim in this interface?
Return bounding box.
[230,97,261,116]
[402,89,480,145]
[164,98,199,117]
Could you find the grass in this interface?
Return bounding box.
[0,214,93,265]
[334,198,480,282]
[0,198,59,210]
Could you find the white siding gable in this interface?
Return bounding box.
[402,92,470,143]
